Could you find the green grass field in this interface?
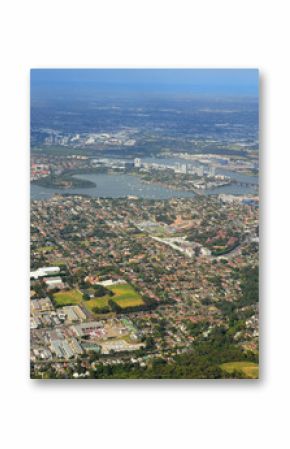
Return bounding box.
[108,284,144,308]
[53,284,144,313]
[220,361,259,379]
[85,296,110,311]
[53,289,83,306]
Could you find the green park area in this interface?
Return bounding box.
[220,361,259,379]
[53,289,83,307]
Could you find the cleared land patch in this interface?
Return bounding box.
[220,361,259,379]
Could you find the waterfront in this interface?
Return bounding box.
[31,173,197,200]
[31,170,258,200]
[142,156,259,185]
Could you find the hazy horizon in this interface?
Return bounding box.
[31,68,259,98]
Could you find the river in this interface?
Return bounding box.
[31,173,197,200]
[31,156,258,201]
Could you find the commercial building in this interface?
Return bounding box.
[44,276,64,290]
[30,266,60,280]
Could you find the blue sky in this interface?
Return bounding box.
[31,68,259,96]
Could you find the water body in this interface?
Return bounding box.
[31,171,258,200]
[31,173,196,200]
[31,154,258,201]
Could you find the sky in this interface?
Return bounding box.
[31,68,259,96]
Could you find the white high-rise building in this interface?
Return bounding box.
[197,166,204,177]
[134,158,142,168]
[181,163,187,174]
[208,166,216,177]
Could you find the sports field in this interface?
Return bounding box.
[53,289,83,306]
[220,361,259,379]
[109,284,144,309]
[53,284,144,312]
[85,296,110,311]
